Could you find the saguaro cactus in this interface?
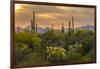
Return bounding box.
[36,24,38,32]
[51,24,53,30]
[72,16,74,32]
[31,11,35,31]
[61,23,64,33]
[69,20,71,34]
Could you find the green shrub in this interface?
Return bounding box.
[16,52,50,66]
[64,30,94,51]
[15,32,41,50]
[46,46,68,63]
[41,30,65,47]
[15,43,31,64]
[15,29,95,65]
[67,43,83,61]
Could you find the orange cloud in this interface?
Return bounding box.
[37,13,55,19]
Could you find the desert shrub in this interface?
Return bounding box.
[64,30,94,53]
[67,43,83,61]
[40,30,65,58]
[46,46,68,63]
[15,29,95,65]
[16,52,50,66]
[41,30,65,47]
[15,32,41,50]
[74,30,94,53]
[64,32,76,50]
[15,43,31,65]
[68,43,83,52]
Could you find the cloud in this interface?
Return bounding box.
[15,3,95,29]
[37,13,55,19]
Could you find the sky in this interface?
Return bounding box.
[15,3,95,30]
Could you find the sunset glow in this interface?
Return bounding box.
[15,4,22,12]
[15,4,95,29]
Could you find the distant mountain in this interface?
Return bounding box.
[15,27,24,32]
[24,26,32,32]
[24,25,47,33]
[15,25,95,33]
[64,28,69,32]
[37,27,48,33]
[80,25,94,31]
[64,25,95,32]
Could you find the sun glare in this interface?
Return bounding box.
[15,4,22,12]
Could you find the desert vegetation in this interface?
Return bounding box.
[15,29,95,66]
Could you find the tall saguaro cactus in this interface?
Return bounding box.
[31,20,34,30]
[33,11,35,25]
[72,16,74,32]
[51,24,54,30]
[31,11,35,31]
[61,23,64,33]
[69,20,71,34]
[36,24,38,32]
